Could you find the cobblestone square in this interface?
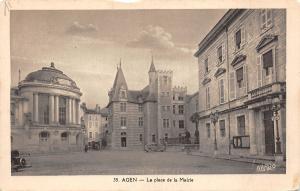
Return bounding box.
[13,151,285,175]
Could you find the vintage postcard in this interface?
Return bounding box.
[0,0,300,190]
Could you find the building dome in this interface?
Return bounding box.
[23,62,78,89]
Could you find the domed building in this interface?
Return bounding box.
[11,62,84,153]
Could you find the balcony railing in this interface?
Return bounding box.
[248,82,285,100]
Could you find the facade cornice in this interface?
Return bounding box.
[214,68,226,78]
[18,82,82,96]
[256,34,278,52]
[231,54,247,67]
[194,9,245,57]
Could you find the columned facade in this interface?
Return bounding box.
[11,63,83,153]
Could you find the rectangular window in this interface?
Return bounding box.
[152,134,156,142]
[204,58,209,73]
[89,132,92,138]
[178,96,184,101]
[139,134,143,142]
[167,106,170,111]
[120,117,126,127]
[138,104,143,112]
[217,45,223,63]
[38,93,49,124]
[219,120,226,137]
[206,87,210,109]
[235,29,242,49]
[173,120,176,128]
[237,115,246,136]
[236,67,244,88]
[173,105,176,114]
[262,49,273,76]
[120,102,126,112]
[206,123,211,138]
[163,76,168,85]
[178,105,184,114]
[219,79,225,104]
[179,120,184,129]
[261,9,272,29]
[59,97,66,125]
[138,117,143,127]
[163,119,169,128]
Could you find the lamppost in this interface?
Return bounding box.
[271,97,282,154]
[210,110,219,155]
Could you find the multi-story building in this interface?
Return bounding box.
[82,104,102,147]
[106,59,190,150]
[194,9,286,159]
[10,63,84,153]
[81,104,110,149]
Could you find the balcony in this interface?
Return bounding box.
[248,82,286,101]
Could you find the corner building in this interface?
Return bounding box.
[107,59,189,150]
[11,63,84,153]
[194,9,286,158]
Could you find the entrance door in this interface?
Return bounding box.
[121,137,127,147]
[263,111,275,155]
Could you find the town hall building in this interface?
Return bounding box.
[106,58,194,150]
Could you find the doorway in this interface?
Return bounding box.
[263,111,275,155]
[121,137,127,147]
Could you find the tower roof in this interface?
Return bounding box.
[148,56,156,73]
[112,65,128,90]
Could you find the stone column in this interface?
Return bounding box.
[54,95,59,123]
[72,99,76,124]
[49,95,55,123]
[18,101,23,126]
[66,98,70,124]
[33,93,39,122]
[77,100,80,125]
[68,98,72,124]
[249,109,257,155]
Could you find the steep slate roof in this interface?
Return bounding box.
[108,63,157,106]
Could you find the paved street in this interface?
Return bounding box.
[13,150,285,175]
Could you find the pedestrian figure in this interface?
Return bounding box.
[84,145,88,152]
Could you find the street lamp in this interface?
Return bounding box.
[271,97,282,154]
[210,110,219,155]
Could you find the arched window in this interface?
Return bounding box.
[39,131,50,142]
[61,132,69,142]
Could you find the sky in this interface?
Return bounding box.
[11,9,227,108]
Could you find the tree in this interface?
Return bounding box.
[190,112,200,144]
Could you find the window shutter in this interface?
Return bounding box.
[257,56,262,87]
[222,43,226,62]
[229,71,236,100]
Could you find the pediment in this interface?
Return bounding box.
[214,68,226,78]
[256,34,278,52]
[231,54,246,67]
[202,77,211,85]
